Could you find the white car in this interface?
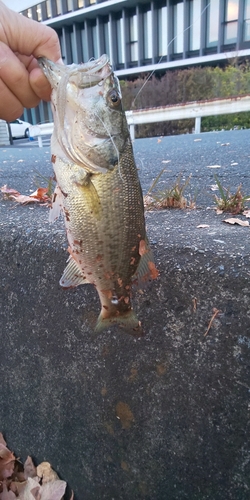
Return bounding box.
[10,119,32,139]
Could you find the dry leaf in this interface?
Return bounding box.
[0,185,49,204]
[40,480,66,500]
[0,443,15,480]
[0,434,69,500]
[0,483,16,500]
[197,224,210,228]
[0,434,7,447]
[243,210,250,218]
[223,218,249,227]
[0,185,20,197]
[157,139,161,143]
[206,165,221,169]
[37,462,59,484]
[216,209,223,215]
[18,478,40,500]
[24,456,37,479]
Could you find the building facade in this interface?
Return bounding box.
[17,0,250,124]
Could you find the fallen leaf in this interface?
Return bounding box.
[37,462,59,484]
[157,139,162,143]
[0,433,7,446]
[243,210,250,218]
[0,185,49,204]
[210,184,218,191]
[223,218,249,226]
[0,443,15,480]
[216,209,223,215]
[206,165,221,169]
[194,138,202,142]
[24,456,37,479]
[0,483,16,500]
[0,185,20,197]
[197,224,210,228]
[40,479,66,500]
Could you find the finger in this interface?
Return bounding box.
[17,54,53,101]
[2,5,61,63]
[0,79,24,122]
[29,67,52,102]
[0,41,40,109]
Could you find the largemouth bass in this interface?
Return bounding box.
[39,55,158,334]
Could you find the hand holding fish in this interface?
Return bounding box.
[0,0,61,121]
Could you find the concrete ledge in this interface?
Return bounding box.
[1,131,250,499]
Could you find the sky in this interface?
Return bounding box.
[1,1,36,11]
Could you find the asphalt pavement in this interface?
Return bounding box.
[2,129,250,208]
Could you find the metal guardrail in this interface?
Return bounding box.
[29,123,54,147]
[29,94,250,146]
[126,94,250,139]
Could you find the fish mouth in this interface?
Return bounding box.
[38,54,111,87]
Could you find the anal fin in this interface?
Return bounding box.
[60,257,89,288]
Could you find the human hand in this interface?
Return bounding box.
[0,1,62,121]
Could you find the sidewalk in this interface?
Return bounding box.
[0,130,250,500]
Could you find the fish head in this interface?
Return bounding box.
[38,55,130,174]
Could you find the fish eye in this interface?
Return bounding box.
[108,89,121,107]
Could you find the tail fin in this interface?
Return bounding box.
[95,309,143,336]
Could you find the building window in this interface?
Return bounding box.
[67,0,73,12]
[243,0,250,41]
[173,1,184,53]
[224,0,239,44]
[46,0,52,18]
[115,16,125,64]
[78,0,84,7]
[103,18,110,58]
[129,13,138,61]
[27,8,32,18]
[189,0,201,51]
[37,4,42,21]
[56,0,61,15]
[157,5,168,57]
[143,8,153,59]
[206,0,219,47]
[80,24,89,61]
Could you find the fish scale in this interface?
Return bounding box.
[39,55,158,334]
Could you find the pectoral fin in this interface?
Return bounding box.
[60,257,89,288]
[74,172,101,219]
[49,184,64,223]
